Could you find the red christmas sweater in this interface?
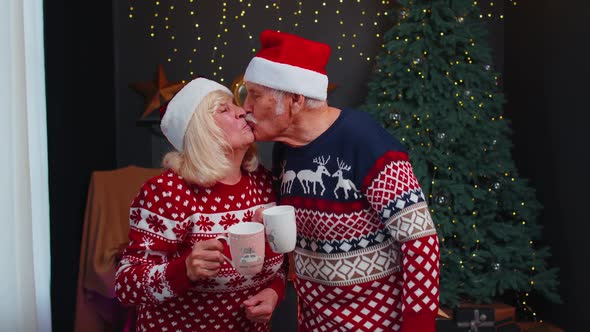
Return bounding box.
[272,108,440,332]
[115,167,287,332]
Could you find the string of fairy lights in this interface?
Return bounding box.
[127,0,542,320]
[127,1,392,82]
[477,0,521,20]
[127,1,516,82]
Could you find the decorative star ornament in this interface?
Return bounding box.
[129,64,186,119]
[327,82,338,94]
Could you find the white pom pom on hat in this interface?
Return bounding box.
[160,77,231,151]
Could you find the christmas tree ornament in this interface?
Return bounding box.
[230,74,247,106]
[398,8,410,21]
[435,194,449,206]
[492,262,501,271]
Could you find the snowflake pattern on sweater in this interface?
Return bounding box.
[272,108,440,332]
[115,167,287,332]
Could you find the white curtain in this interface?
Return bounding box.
[0,0,52,331]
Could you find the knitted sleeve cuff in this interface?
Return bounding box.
[268,273,286,304]
[165,252,193,295]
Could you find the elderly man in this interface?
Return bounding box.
[244,29,440,332]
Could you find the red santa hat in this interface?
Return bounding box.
[244,30,331,101]
[160,77,231,151]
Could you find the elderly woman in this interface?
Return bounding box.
[115,78,286,332]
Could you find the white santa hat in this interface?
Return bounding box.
[244,30,331,101]
[160,77,231,151]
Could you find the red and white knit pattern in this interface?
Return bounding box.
[115,167,287,332]
[292,155,440,332]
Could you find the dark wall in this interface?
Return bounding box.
[504,0,590,329]
[44,1,116,331]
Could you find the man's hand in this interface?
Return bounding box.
[243,288,279,323]
[185,239,225,281]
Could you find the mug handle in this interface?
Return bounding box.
[215,235,236,269]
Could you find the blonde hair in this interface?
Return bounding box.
[162,90,259,187]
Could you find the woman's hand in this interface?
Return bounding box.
[185,239,225,281]
[252,207,266,224]
[243,288,279,323]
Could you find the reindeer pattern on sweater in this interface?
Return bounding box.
[272,108,440,332]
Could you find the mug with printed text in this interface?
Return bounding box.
[216,222,265,275]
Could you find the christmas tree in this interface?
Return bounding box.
[361,0,560,310]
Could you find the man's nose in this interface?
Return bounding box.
[242,96,252,113]
[231,104,247,118]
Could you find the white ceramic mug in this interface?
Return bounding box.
[262,205,297,253]
[216,222,265,275]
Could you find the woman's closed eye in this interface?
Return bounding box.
[217,104,228,113]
